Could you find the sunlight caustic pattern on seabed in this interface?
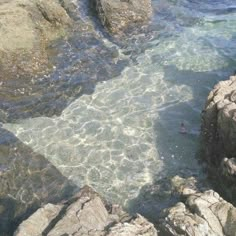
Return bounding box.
[3,65,193,204]
[3,7,236,205]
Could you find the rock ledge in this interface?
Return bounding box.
[14,186,158,236]
[201,75,236,203]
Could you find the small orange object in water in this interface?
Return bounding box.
[180,122,187,134]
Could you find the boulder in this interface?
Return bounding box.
[201,75,236,203]
[0,0,73,78]
[14,186,158,236]
[13,182,236,236]
[93,0,152,34]
[201,75,236,164]
[159,190,236,236]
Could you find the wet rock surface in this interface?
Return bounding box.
[93,0,152,34]
[0,0,129,122]
[0,128,76,235]
[159,190,236,236]
[14,186,158,236]
[201,75,236,203]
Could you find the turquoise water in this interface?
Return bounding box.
[1,0,236,229]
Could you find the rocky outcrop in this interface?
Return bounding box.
[0,128,76,235]
[159,190,236,236]
[14,184,236,236]
[201,75,236,164]
[201,75,236,203]
[93,0,152,34]
[221,157,236,178]
[0,0,129,123]
[14,186,158,236]
[0,0,73,78]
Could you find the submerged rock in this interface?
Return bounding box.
[14,186,158,236]
[93,0,152,34]
[201,75,236,203]
[0,128,76,235]
[159,190,236,236]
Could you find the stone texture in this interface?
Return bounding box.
[14,186,158,236]
[93,0,152,34]
[221,157,236,177]
[159,190,236,236]
[47,188,109,236]
[0,0,72,78]
[0,0,128,123]
[0,128,75,235]
[201,75,236,164]
[13,183,236,236]
[170,175,198,196]
[106,214,157,236]
[201,75,236,203]
[14,203,63,236]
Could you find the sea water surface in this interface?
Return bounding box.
[2,0,236,224]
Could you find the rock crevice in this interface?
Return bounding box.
[14,186,158,236]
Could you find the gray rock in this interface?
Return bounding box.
[106,214,158,236]
[14,203,63,236]
[170,175,198,196]
[202,75,236,162]
[14,186,158,236]
[221,157,236,177]
[93,0,152,34]
[159,190,236,236]
[201,75,236,203]
[47,187,109,236]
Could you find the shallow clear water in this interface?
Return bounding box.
[2,0,236,224]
